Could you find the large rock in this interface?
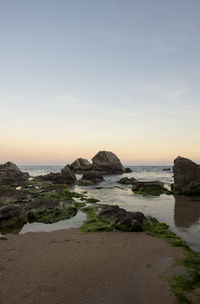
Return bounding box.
[70,158,91,173]
[172,156,200,195]
[92,151,125,174]
[132,181,170,195]
[0,204,26,231]
[0,162,29,184]
[99,205,146,232]
[38,165,76,185]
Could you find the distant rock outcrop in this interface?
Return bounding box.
[92,151,125,174]
[0,162,29,184]
[172,156,200,195]
[70,158,91,173]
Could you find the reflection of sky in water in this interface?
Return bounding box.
[19,165,200,254]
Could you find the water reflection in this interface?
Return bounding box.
[174,196,200,228]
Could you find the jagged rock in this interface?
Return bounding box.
[70,158,91,173]
[99,205,146,232]
[172,156,200,195]
[125,168,132,173]
[117,177,137,185]
[0,162,29,184]
[92,151,125,174]
[0,204,26,231]
[78,171,104,185]
[132,181,170,195]
[38,165,76,185]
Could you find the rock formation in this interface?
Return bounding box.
[99,205,146,232]
[70,158,91,173]
[172,156,200,195]
[78,171,104,185]
[38,165,76,185]
[92,151,125,174]
[0,162,29,184]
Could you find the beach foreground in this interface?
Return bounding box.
[0,229,185,304]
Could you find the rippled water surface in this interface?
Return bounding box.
[19,165,200,254]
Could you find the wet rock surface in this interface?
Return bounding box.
[132,181,170,195]
[172,156,200,195]
[78,171,104,185]
[38,165,76,185]
[117,177,137,185]
[99,205,146,232]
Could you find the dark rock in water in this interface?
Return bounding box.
[92,151,125,174]
[27,199,77,224]
[78,171,104,185]
[172,156,200,195]
[132,181,171,195]
[38,165,76,185]
[163,168,171,171]
[70,158,91,173]
[117,177,137,185]
[0,162,29,184]
[0,204,26,231]
[99,205,146,232]
[125,167,132,173]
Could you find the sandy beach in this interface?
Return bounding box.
[0,229,185,304]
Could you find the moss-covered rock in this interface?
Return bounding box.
[132,181,171,196]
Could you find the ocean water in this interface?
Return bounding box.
[19,165,200,254]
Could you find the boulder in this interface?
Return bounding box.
[0,204,26,231]
[172,156,200,195]
[78,171,104,185]
[38,165,76,185]
[92,151,125,174]
[0,162,29,184]
[117,177,137,185]
[99,205,146,232]
[132,181,170,195]
[70,158,91,173]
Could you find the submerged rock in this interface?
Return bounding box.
[70,158,91,173]
[117,177,137,185]
[132,181,171,195]
[99,205,146,232]
[92,151,125,174]
[125,168,132,173]
[172,156,200,195]
[0,162,29,184]
[78,171,104,185]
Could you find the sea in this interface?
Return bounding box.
[19,165,200,254]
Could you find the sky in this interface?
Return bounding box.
[0,0,200,165]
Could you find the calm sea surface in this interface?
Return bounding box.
[19,165,200,254]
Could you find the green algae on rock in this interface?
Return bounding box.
[132,181,171,196]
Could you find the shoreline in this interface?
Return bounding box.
[1,228,185,304]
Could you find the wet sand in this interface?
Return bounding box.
[0,229,185,304]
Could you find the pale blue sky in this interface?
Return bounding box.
[0,0,200,164]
